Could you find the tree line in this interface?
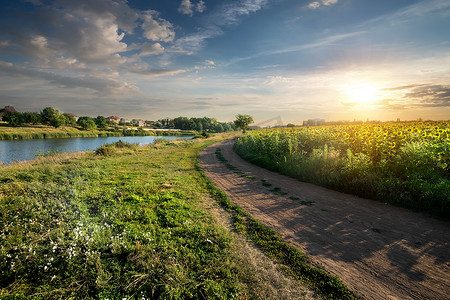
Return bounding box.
[2,107,111,130]
[2,107,253,133]
[157,117,237,133]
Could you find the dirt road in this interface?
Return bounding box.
[199,140,450,299]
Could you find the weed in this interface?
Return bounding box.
[270,187,288,196]
[300,200,315,206]
[261,179,272,187]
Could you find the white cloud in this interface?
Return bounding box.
[196,1,206,13]
[173,0,267,53]
[308,0,339,9]
[178,0,194,16]
[140,43,165,56]
[308,2,321,9]
[128,63,186,76]
[141,10,175,42]
[0,61,138,95]
[178,0,207,16]
[322,0,338,6]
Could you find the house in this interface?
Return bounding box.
[67,113,79,121]
[106,116,120,124]
[0,106,18,121]
[131,119,145,127]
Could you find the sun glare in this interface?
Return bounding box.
[343,82,380,105]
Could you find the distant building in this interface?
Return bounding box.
[66,113,79,121]
[303,119,325,126]
[0,106,18,121]
[132,119,145,127]
[106,116,120,124]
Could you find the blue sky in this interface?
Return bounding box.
[0,0,449,124]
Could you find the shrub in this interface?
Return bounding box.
[95,140,136,156]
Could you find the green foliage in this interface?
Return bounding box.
[234,114,254,133]
[77,116,97,130]
[94,116,108,130]
[62,113,76,125]
[95,140,136,156]
[35,149,67,158]
[234,122,450,218]
[2,111,24,126]
[23,112,43,124]
[168,116,235,133]
[40,107,65,128]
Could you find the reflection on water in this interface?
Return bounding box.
[0,136,192,165]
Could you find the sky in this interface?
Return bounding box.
[0,0,449,124]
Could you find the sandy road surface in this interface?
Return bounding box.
[199,140,450,299]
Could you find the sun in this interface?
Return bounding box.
[343,82,380,105]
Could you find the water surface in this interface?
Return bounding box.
[0,136,192,165]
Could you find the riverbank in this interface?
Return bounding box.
[0,123,195,140]
[0,134,319,299]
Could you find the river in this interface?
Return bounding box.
[0,135,192,165]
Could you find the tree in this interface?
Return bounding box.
[63,113,77,125]
[40,107,64,128]
[234,114,253,133]
[77,116,97,130]
[3,111,24,126]
[214,123,224,133]
[222,123,232,132]
[94,116,108,130]
[23,112,42,124]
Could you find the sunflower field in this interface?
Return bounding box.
[234,121,450,218]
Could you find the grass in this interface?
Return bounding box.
[0,135,257,299]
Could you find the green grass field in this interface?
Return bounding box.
[0,134,355,299]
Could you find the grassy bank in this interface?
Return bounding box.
[0,124,196,140]
[1,136,251,299]
[0,135,317,299]
[0,124,120,140]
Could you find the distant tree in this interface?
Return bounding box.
[222,123,232,132]
[40,107,64,128]
[214,123,224,133]
[3,111,24,126]
[234,114,253,133]
[173,117,191,130]
[23,112,42,124]
[63,113,77,125]
[77,116,97,130]
[94,116,108,130]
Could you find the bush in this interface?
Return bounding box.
[95,140,136,156]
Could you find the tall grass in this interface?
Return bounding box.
[234,122,450,218]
